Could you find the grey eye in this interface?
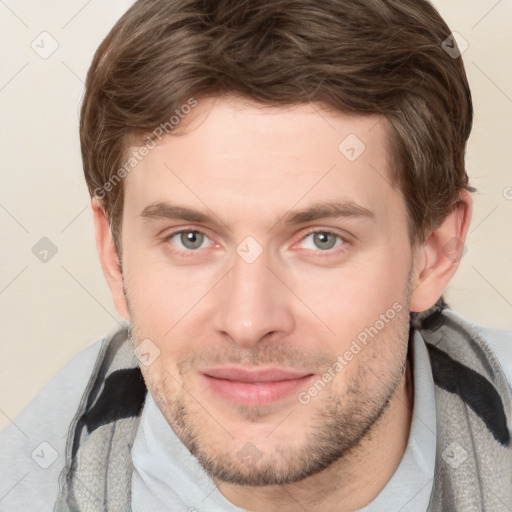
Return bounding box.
[180,230,205,250]
[313,232,338,250]
[167,229,213,253]
[301,231,343,251]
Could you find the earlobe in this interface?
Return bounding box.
[410,190,473,312]
[91,197,130,321]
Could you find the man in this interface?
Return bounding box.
[1,0,511,510]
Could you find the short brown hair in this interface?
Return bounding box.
[80,0,474,255]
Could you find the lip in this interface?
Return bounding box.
[200,366,315,407]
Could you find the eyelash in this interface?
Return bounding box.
[164,228,347,257]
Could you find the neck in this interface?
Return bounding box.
[216,359,414,512]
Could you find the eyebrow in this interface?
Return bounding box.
[139,200,375,227]
[281,201,375,225]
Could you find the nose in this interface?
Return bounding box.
[211,249,295,348]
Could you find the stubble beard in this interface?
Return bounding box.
[130,324,409,485]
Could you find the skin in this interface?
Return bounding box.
[92,95,472,511]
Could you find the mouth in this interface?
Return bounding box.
[199,367,315,407]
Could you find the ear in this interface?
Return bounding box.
[410,190,473,312]
[91,197,130,321]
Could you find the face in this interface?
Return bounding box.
[120,96,415,485]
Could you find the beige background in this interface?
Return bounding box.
[0,0,511,431]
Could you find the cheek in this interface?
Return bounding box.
[123,252,221,345]
[289,249,411,344]
[124,245,189,304]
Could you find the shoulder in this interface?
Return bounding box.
[0,331,113,511]
[474,323,512,391]
[445,308,512,392]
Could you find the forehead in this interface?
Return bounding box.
[123,96,406,231]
